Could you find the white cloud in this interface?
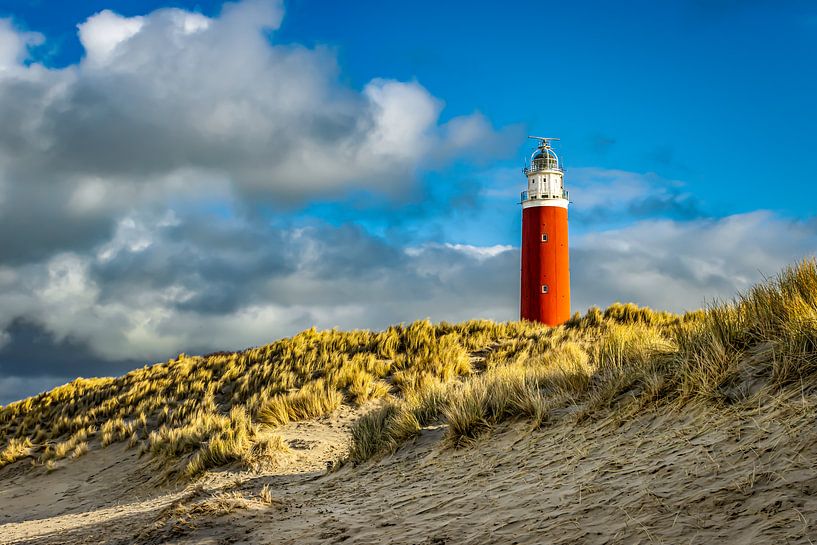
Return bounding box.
[569,168,665,209]
[77,10,145,65]
[0,1,508,211]
[97,219,152,262]
[0,18,43,71]
[363,79,440,161]
[406,243,514,261]
[571,211,817,312]
[40,253,99,307]
[566,167,700,222]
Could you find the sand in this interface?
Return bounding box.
[2,398,817,544]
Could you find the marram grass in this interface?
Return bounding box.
[2,259,817,476]
[0,317,533,477]
[348,259,817,461]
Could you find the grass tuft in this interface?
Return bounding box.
[257,380,343,427]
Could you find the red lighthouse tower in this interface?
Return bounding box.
[520,137,571,326]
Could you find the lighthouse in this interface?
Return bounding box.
[520,137,571,326]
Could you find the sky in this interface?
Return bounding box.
[0,0,815,404]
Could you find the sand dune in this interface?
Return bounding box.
[3,393,815,544]
[4,262,817,544]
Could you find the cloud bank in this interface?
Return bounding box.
[2,204,814,405]
[0,0,509,265]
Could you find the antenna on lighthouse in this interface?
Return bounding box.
[528,136,560,149]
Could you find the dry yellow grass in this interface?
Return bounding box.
[2,259,816,480]
[0,437,32,468]
[349,259,817,461]
[257,379,344,427]
[0,317,525,478]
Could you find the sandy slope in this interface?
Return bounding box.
[2,399,817,545]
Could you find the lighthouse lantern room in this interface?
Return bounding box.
[520,136,571,326]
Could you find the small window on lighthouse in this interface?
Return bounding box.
[541,284,549,294]
[541,234,548,242]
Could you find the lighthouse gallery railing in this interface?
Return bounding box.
[524,163,562,174]
[521,189,569,202]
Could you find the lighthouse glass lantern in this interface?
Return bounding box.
[520,137,571,326]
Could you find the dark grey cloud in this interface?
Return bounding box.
[0,318,140,379]
[0,182,115,264]
[90,216,296,315]
[0,319,140,404]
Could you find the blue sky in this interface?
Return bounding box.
[0,0,815,403]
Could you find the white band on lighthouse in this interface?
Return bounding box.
[521,198,569,210]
